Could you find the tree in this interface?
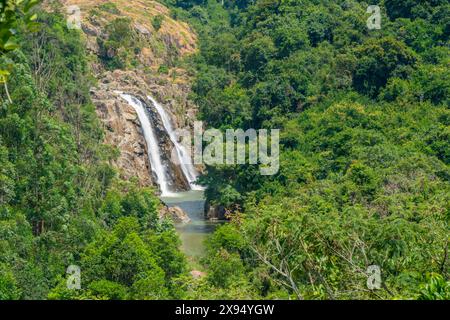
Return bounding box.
[241,34,276,75]
[353,37,417,97]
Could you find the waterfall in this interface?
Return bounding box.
[120,94,173,196]
[147,96,204,191]
[120,93,203,196]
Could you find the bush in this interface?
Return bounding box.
[152,15,164,31]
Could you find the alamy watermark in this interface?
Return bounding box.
[172,122,280,176]
[366,265,382,290]
[367,5,382,30]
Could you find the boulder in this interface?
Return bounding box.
[205,202,226,220]
[91,88,154,188]
[160,205,191,224]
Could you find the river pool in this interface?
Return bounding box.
[161,190,222,257]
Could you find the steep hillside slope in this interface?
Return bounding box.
[60,0,199,187]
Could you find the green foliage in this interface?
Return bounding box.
[384,0,448,20]
[80,217,169,299]
[0,0,40,53]
[417,274,450,300]
[165,0,207,9]
[0,264,21,299]
[199,83,252,128]
[158,64,169,74]
[353,37,418,97]
[206,248,245,288]
[88,280,128,300]
[1,0,448,301]
[98,17,136,70]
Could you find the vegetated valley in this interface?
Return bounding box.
[0,0,448,300]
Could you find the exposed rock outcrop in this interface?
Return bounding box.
[91,70,195,192]
[91,87,153,186]
[160,205,191,224]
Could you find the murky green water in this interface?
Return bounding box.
[161,191,222,257]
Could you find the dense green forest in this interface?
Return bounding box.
[0,0,449,300]
[162,0,449,299]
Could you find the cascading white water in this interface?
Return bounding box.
[120,94,173,196]
[147,96,204,191]
[120,93,213,256]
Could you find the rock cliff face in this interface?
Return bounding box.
[92,70,193,192]
[61,0,199,190]
[92,86,153,186]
